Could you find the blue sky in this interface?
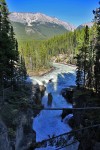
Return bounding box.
[6,0,99,26]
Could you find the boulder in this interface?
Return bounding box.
[15,110,36,150]
[67,116,76,128]
[47,93,53,106]
[61,109,72,120]
[61,88,74,103]
[39,85,46,97]
[0,121,11,150]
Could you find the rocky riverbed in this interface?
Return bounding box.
[0,63,78,150]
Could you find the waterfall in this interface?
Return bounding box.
[29,63,79,149]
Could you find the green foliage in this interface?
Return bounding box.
[93,4,100,94]
[0,0,27,88]
[76,25,96,89]
[75,2,100,95]
[11,21,68,40]
[18,26,94,72]
[75,54,83,88]
[81,26,90,87]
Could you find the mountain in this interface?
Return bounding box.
[77,22,94,29]
[9,12,76,40]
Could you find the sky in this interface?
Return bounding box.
[6,0,99,27]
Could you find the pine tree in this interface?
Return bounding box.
[18,56,27,83]
[93,2,100,93]
[0,0,10,86]
[76,26,89,88]
[76,54,83,88]
[9,26,16,83]
[0,6,1,32]
[0,0,26,87]
[0,4,2,86]
[86,41,94,88]
[82,26,89,87]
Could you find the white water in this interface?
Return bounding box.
[26,63,79,150]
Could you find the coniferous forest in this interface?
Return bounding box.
[0,0,27,88]
[0,0,100,150]
[0,0,99,91]
[18,7,100,94]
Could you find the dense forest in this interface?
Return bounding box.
[18,24,96,74]
[17,5,99,94]
[0,0,99,91]
[75,6,100,94]
[0,0,26,88]
[0,0,100,149]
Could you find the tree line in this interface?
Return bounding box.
[18,25,95,72]
[76,2,100,94]
[0,0,26,88]
[3,0,99,95]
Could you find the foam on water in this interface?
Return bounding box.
[31,63,79,149]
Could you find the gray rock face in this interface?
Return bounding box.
[15,110,36,150]
[0,83,44,150]
[0,121,11,150]
[0,110,36,150]
[77,22,94,29]
[9,12,76,31]
[93,142,100,150]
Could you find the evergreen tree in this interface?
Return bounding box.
[0,0,10,86]
[9,26,17,83]
[0,0,26,87]
[18,56,27,83]
[76,26,89,88]
[82,26,89,87]
[76,54,82,88]
[86,41,94,88]
[93,2,100,93]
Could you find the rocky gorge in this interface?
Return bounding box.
[0,63,99,150]
[0,83,46,150]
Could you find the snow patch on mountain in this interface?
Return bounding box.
[9,12,76,31]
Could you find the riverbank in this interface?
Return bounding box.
[27,62,76,77]
[27,66,55,77]
[70,88,100,150]
[0,83,45,150]
[0,65,78,150]
[56,62,76,68]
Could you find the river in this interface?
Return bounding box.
[27,63,79,150]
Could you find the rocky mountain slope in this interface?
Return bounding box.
[77,22,94,29]
[9,12,94,40]
[9,12,76,40]
[9,12,75,30]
